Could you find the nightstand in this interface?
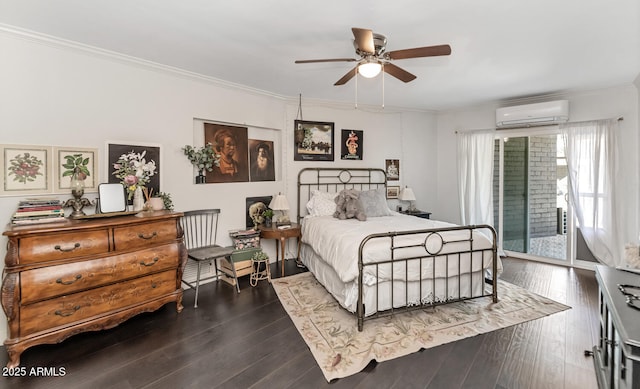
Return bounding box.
[258,223,301,277]
[402,210,431,219]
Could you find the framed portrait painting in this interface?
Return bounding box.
[204,123,249,183]
[249,139,275,181]
[294,120,334,161]
[0,144,52,196]
[341,129,363,160]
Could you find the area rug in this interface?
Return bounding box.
[271,272,570,382]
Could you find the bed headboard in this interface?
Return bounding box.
[297,167,387,223]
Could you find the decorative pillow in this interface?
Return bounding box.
[306,190,338,217]
[358,187,393,217]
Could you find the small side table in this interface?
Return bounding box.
[258,223,301,277]
[250,254,271,287]
[401,210,431,219]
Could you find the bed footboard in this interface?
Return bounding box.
[356,224,498,331]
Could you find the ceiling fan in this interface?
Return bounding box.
[295,27,451,86]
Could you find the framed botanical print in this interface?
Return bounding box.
[294,120,334,161]
[54,147,98,193]
[0,144,52,196]
[107,142,161,198]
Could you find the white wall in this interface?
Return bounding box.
[0,31,436,343]
[435,85,640,244]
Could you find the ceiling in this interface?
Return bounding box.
[1,0,639,111]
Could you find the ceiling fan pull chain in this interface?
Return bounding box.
[296,93,303,120]
[355,69,358,109]
[382,65,385,109]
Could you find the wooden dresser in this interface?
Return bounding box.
[1,211,187,367]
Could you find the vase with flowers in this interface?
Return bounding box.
[112,150,157,211]
[182,143,220,184]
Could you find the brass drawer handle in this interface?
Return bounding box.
[140,257,159,267]
[56,274,82,285]
[54,242,81,252]
[138,232,158,240]
[55,306,81,317]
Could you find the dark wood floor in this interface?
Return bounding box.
[1,258,599,389]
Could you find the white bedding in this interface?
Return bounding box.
[301,213,499,285]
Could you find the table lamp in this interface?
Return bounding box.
[269,193,291,226]
[399,186,417,212]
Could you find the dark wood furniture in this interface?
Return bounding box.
[593,265,640,388]
[258,223,301,277]
[401,210,431,219]
[1,211,187,368]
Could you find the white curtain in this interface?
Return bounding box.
[560,119,622,267]
[457,130,495,227]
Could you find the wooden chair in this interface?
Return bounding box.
[180,209,236,307]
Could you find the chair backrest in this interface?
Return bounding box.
[181,209,222,250]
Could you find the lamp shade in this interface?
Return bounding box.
[358,61,382,78]
[269,193,290,211]
[399,187,416,201]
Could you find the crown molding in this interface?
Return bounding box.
[0,23,289,101]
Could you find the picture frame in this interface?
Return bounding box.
[249,139,275,181]
[245,196,273,229]
[385,159,400,181]
[386,186,400,199]
[204,123,249,183]
[107,142,161,198]
[54,147,98,193]
[0,144,52,196]
[294,120,334,161]
[341,129,363,160]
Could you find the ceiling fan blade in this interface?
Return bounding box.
[334,67,358,86]
[383,63,417,83]
[295,58,357,64]
[387,44,451,60]
[351,27,375,54]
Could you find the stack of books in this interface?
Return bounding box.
[12,199,65,225]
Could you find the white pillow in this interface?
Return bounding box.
[358,187,393,217]
[306,190,338,217]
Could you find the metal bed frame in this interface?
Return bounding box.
[297,167,498,331]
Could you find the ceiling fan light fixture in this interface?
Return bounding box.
[358,61,382,78]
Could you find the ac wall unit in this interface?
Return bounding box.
[496,100,569,129]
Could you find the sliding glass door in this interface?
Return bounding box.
[494,133,569,262]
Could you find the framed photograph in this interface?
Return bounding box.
[386,186,400,199]
[294,120,334,161]
[385,159,400,181]
[0,144,52,196]
[204,123,249,183]
[249,139,275,181]
[54,147,98,193]
[341,129,363,160]
[107,142,161,198]
[245,196,273,229]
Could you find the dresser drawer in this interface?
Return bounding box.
[20,270,177,335]
[113,220,178,250]
[17,230,109,265]
[20,243,180,304]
